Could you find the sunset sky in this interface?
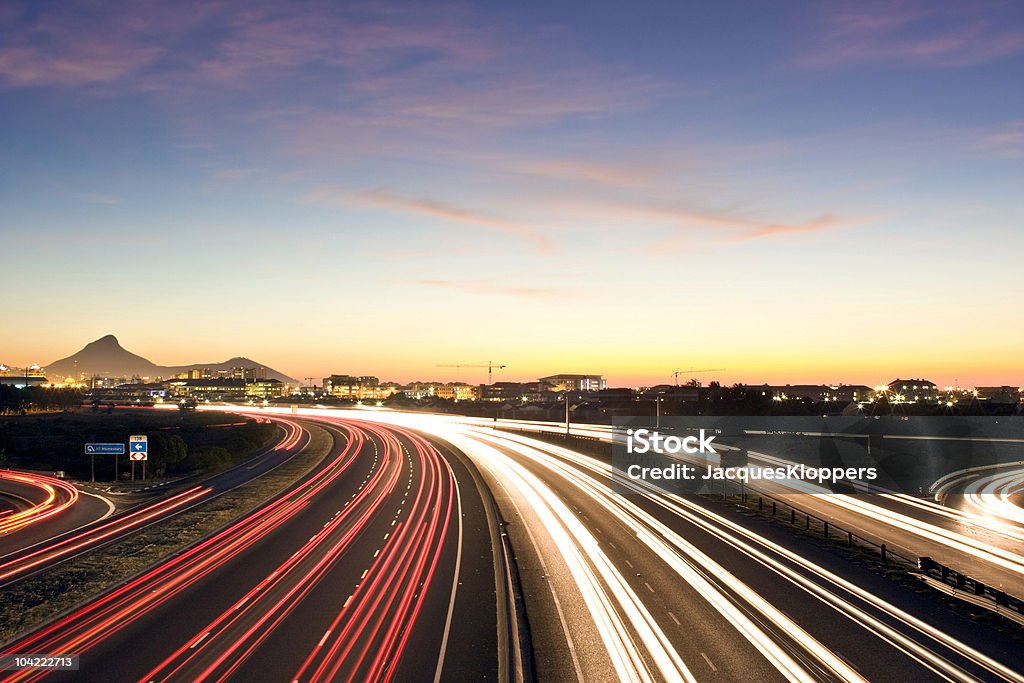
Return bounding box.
[2,1,1023,387]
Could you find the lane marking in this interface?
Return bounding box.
[489,476,583,683]
[433,461,464,683]
[700,652,717,672]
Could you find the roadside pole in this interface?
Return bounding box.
[565,393,570,436]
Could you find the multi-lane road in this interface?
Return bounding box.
[1,417,503,683]
[477,418,1024,598]
[0,470,110,556]
[2,407,1024,682]
[0,417,308,587]
[361,412,1024,682]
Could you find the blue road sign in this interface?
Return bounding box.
[85,443,125,455]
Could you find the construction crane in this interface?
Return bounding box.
[437,361,506,385]
[671,367,724,385]
[303,377,318,389]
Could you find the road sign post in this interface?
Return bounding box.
[85,444,125,482]
[129,435,148,482]
[84,443,126,455]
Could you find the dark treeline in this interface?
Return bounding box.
[0,386,83,415]
[0,410,278,480]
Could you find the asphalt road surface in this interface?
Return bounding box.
[0,418,501,683]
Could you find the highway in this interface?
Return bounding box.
[389,415,1024,682]
[471,417,1024,598]
[0,471,81,534]
[0,471,110,553]
[0,416,308,587]
[0,418,501,683]
[2,406,1024,682]
[218,408,1024,682]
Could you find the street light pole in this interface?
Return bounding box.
[565,393,570,437]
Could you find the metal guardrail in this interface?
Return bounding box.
[918,556,1024,623]
[714,484,1024,625]
[727,485,917,567]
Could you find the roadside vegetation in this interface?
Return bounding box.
[0,410,278,480]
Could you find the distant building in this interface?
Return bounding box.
[403,382,478,401]
[0,376,48,388]
[975,386,1022,404]
[244,379,285,399]
[539,374,606,393]
[165,378,284,400]
[640,384,699,401]
[0,363,49,388]
[826,385,874,403]
[753,384,831,402]
[750,384,875,404]
[183,366,268,381]
[479,382,545,402]
[886,378,939,403]
[322,374,397,400]
[601,387,644,401]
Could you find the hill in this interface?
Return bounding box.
[45,335,297,383]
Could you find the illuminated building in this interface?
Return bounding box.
[322,375,398,400]
[539,374,607,393]
[165,378,285,400]
[403,382,479,400]
[886,378,939,403]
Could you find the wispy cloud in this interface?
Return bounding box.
[547,196,857,246]
[978,119,1024,157]
[304,185,554,252]
[797,2,1024,69]
[0,2,212,87]
[728,214,840,242]
[0,1,662,136]
[412,279,563,300]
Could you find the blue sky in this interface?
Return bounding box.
[2,1,1023,386]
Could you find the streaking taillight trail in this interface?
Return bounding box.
[0,472,79,536]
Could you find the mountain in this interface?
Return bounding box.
[46,335,160,378]
[45,335,297,383]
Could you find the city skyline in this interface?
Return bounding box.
[1,332,1019,390]
[3,1,1023,386]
